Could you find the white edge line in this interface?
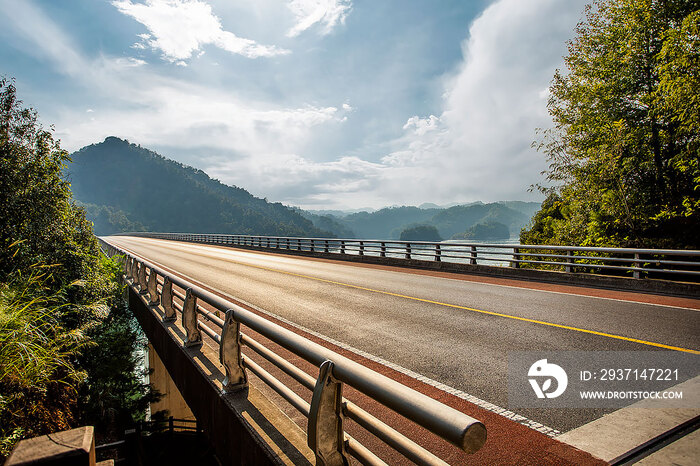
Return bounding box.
[109,238,562,438]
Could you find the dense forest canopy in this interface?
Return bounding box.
[521,0,700,249]
[453,221,510,241]
[68,137,330,237]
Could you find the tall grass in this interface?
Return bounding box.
[0,266,92,458]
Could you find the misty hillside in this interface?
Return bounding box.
[67,137,329,237]
[303,202,539,240]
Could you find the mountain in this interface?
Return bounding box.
[452,221,510,240]
[67,137,330,237]
[340,207,440,239]
[305,201,539,240]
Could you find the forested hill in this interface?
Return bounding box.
[301,202,540,240]
[67,137,329,237]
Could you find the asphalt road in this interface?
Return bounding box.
[106,236,700,433]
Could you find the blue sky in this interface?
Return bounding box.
[0,0,588,210]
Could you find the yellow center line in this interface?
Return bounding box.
[232,256,700,355]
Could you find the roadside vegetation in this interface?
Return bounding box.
[0,77,156,460]
[521,0,700,250]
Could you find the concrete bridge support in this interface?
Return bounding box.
[147,343,195,421]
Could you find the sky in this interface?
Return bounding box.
[0,0,589,210]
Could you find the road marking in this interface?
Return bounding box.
[115,237,700,355]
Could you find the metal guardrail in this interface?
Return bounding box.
[121,232,700,281]
[101,240,486,465]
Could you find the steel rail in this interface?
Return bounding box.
[345,436,388,466]
[242,333,448,465]
[230,306,487,453]
[121,232,700,282]
[242,333,316,390]
[343,401,449,466]
[139,232,700,256]
[242,355,311,417]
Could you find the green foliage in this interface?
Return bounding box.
[0,79,155,456]
[520,193,566,245]
[453,221,509,240]
[67,137,330,237]
[78,281,158,438]
[78,202,147,236]
[523,1,700,248]
[0,267,91,458]
[399,225,442,241]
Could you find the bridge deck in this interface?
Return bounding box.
[107,236,699,464]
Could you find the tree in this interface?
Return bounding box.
[399,225,442,241]
[522,0,700,248]
[0,78,155,457]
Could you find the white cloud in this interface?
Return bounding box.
[361,0,588,207]
[114,57,148,67]
[286,0,351,37]
[57,80,342,157]
[112,0,289,62]
[231,0,588,209]
[402,115,440,136]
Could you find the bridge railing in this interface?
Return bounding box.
[121,232,700,281]
[102,240,486,465]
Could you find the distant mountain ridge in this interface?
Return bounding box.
[300,202,540,240]
[67,137,329,237]
[68,137,540,240]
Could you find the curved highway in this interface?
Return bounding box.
[106,236,700,434]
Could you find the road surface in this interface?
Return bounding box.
[106,235,700,434]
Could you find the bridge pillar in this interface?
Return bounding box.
[147,342,195,421]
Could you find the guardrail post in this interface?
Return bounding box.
[380,242,386,257]
[137,262,148,293]
[565,250,574,273]
[324,240,329,253]
[510,247,520,268]
[633,253,640,279]
[297,239,301,251]
[359,241,364,256]
[405,243,411,260]
[340,241,345,254]
[220,310,247,392]
[161,276,176,322]
[147,268,159,306]
[310,240,315,253]
[435,244,441,262]
[182,288,202,347]
[308,360,349,466]
[470,246,477,265]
